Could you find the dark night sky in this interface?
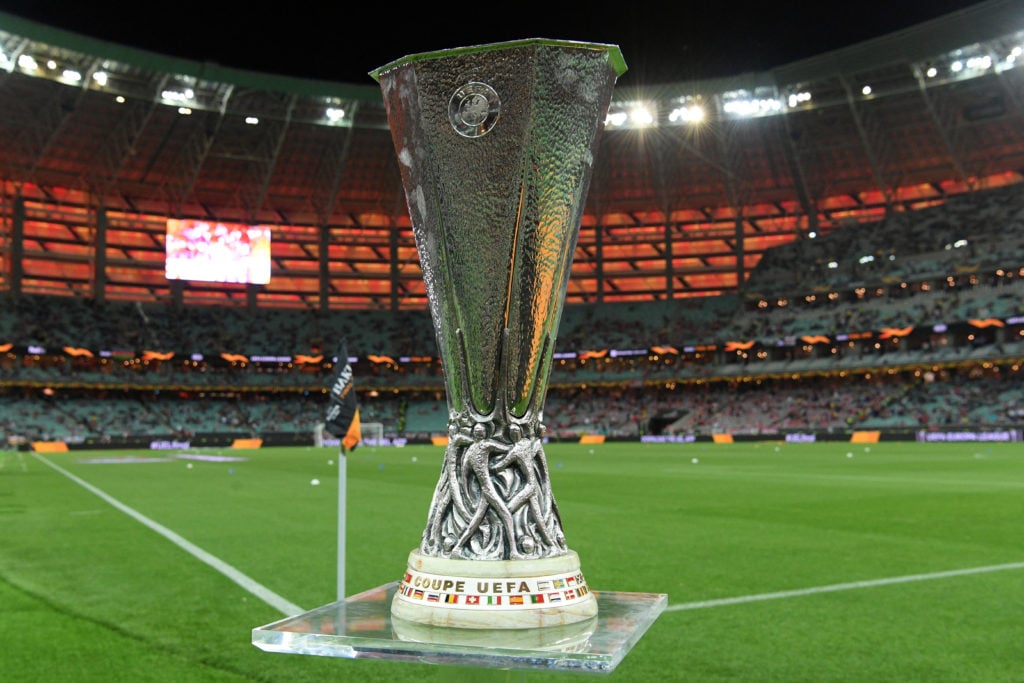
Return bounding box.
[0,1,995,87]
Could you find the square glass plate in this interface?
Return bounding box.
[253,582,667,674]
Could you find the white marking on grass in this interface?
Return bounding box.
[33,453,304,617]
[667,561,1024,612]
[699,468,1024,490]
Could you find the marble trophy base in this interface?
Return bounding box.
[252,582,668,674]
[391,549,597,629]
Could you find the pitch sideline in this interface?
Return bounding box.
[666,561,1024,612]
[33,452,304,617]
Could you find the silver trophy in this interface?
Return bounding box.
[371,39,625,630]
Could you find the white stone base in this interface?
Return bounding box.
[390,549,598,630]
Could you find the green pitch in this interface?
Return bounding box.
[1,441,1021,682]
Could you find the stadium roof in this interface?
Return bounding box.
[1,0,1024,307]
[0,0,994,85]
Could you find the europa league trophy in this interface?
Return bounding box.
[370,40,626,631]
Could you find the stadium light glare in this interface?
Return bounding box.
[61,69,82,83]
[605,110,629,127]
[325,107,346,122]
[827,261,839,269]
[951,60,964,72]
[92,71,108,86]
[668,104,704,124]
[723,96,782,117]
[629,105,655,126]
[161,88,194,104]
[786,91,812,108]
[177,107,193,115]
[926,66,939,77]
[17,54,38,71]
[245,116,259,125]
[861,85,872,95]
[966,55,992,70]
[604,100,658,129]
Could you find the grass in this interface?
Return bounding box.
[1,441,1021,682]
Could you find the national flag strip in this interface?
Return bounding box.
[393,569,593,608]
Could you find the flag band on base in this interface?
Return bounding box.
[394,567,592,610]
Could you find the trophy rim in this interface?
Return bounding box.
[368,38,627,82]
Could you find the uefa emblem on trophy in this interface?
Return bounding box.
[371,39,626,630]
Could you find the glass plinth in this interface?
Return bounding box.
[252,582,667,675]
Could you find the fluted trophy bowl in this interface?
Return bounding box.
[371,39,625,629]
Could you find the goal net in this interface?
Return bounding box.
[360,422,384,446]
[314,421,385,448]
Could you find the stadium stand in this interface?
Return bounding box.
[1,5,1023,448]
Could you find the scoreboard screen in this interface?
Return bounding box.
[165,219,271,285]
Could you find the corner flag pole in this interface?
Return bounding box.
[337,444,347,603]
[323,342,360,605]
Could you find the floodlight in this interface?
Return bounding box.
[629,105,654,126]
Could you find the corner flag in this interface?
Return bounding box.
[324,343,361,452]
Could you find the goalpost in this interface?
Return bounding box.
[314,421,385,447]
[360,422,384,446]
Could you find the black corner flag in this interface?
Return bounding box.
[324,342,361,453]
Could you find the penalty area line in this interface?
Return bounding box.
[32,453,304,617]
[667,561,1024,612]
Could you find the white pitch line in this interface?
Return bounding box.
[33,453,304,617]
[667,561,1024,612]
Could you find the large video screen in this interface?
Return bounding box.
[165,219,271,285]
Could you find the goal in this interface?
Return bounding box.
[360,422,384,446]
[313,421,385,448]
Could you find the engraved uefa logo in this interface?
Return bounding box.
[448,82,500,138]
